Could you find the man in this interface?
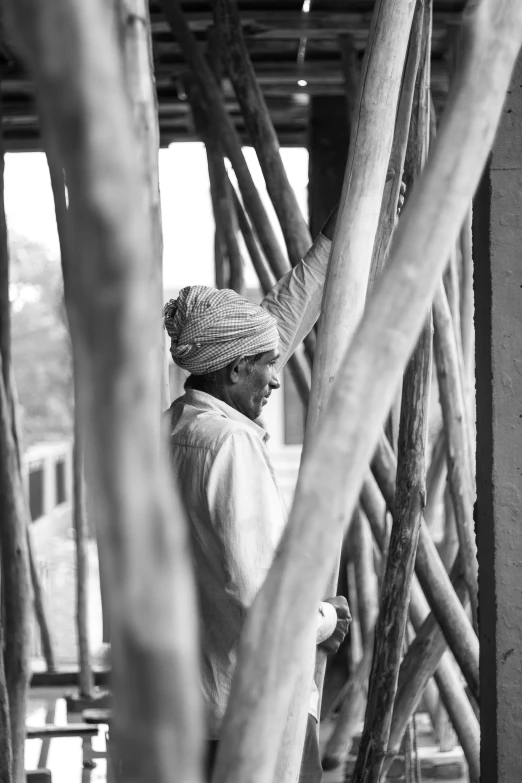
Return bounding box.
[164,209,350,782]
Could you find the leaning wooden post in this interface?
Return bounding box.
[433,283,478,623]
[372,436,479,702]
[6,2,205,781]
[352,305,433,783]
[214,0,312,267]
[368,0,425,290]
[211,5,522,783]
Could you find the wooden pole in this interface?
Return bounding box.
[433,283,478,622]
[368,0,425,291]
[117,0,169,414]
[211,4,522,782]
[214,0,312,267]
[353,17,433,773]
[6,2,204,782]
[352,312,433,783]
[72,403,95,699]
[46,154,94,695]
[385,571,480,781]
[351,507,379,653]
[301,1,418,748]
[372,435,479,701]
[27,529,56,672]
[0,357,31,783]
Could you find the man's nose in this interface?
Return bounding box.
[270,371,281,390]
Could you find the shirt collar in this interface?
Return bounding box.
[182,389,270,444]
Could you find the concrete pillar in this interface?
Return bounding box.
[308,96,349,237]
[474,54,522,782]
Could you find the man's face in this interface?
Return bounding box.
[234,349,281,421]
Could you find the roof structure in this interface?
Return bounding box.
[1,0,465,151]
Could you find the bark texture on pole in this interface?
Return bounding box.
[212,5,522,783]
[6,2,204,782]
[352,314,433,783]
[372,436,479,702]
[433,283,478,622]
[385,573,480,782]
[214,0,312,267]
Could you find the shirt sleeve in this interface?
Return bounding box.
[261,233,332,372]
[205,428,286,612]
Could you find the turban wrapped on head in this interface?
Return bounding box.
[163,285,279,375]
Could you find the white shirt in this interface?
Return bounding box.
[166,233,334,738]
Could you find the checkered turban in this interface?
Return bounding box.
[163,285,279,375]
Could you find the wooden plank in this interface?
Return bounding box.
[26,725,98,740]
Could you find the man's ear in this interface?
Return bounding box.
[227,356,247,384]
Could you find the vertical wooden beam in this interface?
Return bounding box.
[72,407,94,699]
[117,0,169,414]
[6,3,204,783]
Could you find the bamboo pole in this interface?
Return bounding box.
[433,283,478,623]
[6,2,204,781]
[214,0,312,267]
[352,313,433,783]
[368,0,425,291]
[372,436,479,701]
[211,5,522,782]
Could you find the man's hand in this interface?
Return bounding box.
[397,181,406,215]
[318,596,351,654]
